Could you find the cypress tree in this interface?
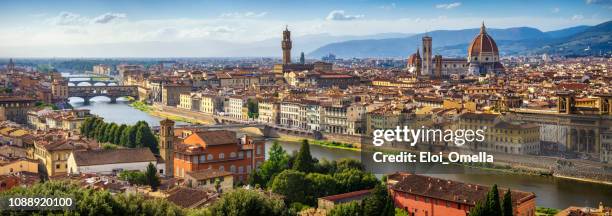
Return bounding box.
[127,126,138,148]
[80,117,92,135]
[145,162,160,191]
[502,189,513,216]
[120,126,131,146]
[113,124,127,144]
[486,184,501,216]
[293,139,314,173]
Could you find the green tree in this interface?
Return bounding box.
[80,117,93,135]
[395,208,409,216]
[270,169,308,204]
[333,168,379,193]
[486,184,501,216]
[293,139,314,173]
[120,125,131,146]
[305,173,338,200]
[119,170,147,185]
[328,201,362,216]
[113,124,127,144]
[135,124,159,154]
[0,181,184,216]
[502,189,513,216]
[145,162,160,191]
[247,99,259,119]
[362,183,393,216]
[208,188,287,216]
[469,201,487,216]
[102,123,117,143]
[250,141,289,188]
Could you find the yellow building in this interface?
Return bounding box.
[486,121,540,154]
[0,158,38,175]
[33,134,89,176]
[371,79,414,88]
[183,169,234,192]
[200,94,221,115]
[178,93,196,110]
[258,100,280,124]
[443,99,477,112]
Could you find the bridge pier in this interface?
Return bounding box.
[110,97,117,103]
[83,97,91,105]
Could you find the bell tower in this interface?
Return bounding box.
[422,35,432,76]
[159,118,175,177]
[282,26,292,64]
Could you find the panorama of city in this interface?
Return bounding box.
[0,0,611,216]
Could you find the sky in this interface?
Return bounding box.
[0,0,610,57]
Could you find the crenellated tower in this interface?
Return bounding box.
[282,26,292,64]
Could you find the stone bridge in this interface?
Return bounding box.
[68,77,118,86]
[68,85,138,104]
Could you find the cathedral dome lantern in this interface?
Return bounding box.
[467,22,504,76]
[468,22,499,63]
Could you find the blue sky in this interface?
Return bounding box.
[0,0,610,57]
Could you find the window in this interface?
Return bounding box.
[247,151,252,158]
[193,156,198,164]
[230,165,236,172]
[256,146,262,155]
[219,153,225,159]
[200,155,206,163]
[239,152,244,159]
[230,152,236,158]
[219,166,225,171]
[208,154,213,160]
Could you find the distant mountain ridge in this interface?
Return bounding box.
[308,21,611,58]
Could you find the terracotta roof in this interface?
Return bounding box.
[193,130,237,146]
[468,23,499,57]
[388,173,535,206]
[319,189,372,202]
[73,148,156,166]
[186,169,233,181]
[166,187,213,208]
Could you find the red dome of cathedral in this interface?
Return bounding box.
[407,51,421,65]
[468,23,499,57]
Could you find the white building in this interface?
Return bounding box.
[67,148,161,175]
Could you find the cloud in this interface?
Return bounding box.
[92,13,126,24]
[47,11,126,26]
[435,2,462,9]
[48,12,89,26]
[572,14,584,20]
[585,0,612,4]
[552,7,560,13]
[325,10,364,21]
[379,3,396,10]
[220,12,267,19]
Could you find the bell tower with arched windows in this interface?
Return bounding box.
[159,118,175,177]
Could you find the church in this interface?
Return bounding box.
[406,22,503,79]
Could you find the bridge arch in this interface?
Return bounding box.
[68,85,138,105]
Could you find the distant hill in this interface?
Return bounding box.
[307,21,610,58]
[544,25,591,38]
[534,21,612,56]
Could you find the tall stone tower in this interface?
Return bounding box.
[422,35,432,76]
[7,58,15,73]
[159,118,175,177]
[282,26,292,64]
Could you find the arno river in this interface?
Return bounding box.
[69,97,612,209]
